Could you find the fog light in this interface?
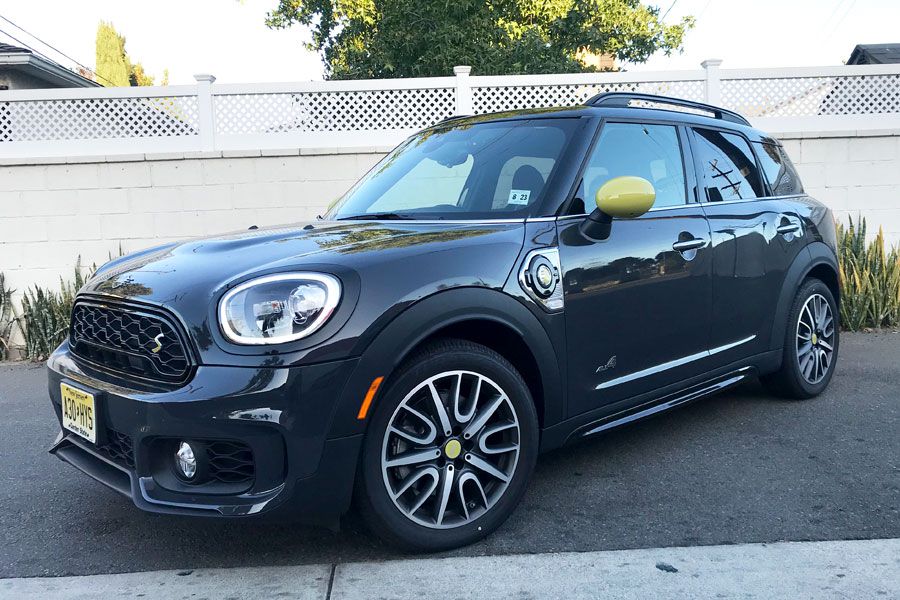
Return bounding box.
[175,441,197,479]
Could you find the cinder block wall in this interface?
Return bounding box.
[1,132,899,351]
[779,134,900,237]
[1,149,385,297]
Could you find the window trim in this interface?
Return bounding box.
[687,125,767,203]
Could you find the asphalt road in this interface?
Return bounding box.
[1,332,897,578]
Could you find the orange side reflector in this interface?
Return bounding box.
[357,376,384,420]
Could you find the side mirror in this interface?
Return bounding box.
[579,176,656,241]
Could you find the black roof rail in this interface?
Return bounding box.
[585,92,751,126]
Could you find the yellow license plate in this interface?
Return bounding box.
[61,383,97,444]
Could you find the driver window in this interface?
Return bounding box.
[582,122,687,210]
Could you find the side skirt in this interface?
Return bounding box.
[572,366,755,441]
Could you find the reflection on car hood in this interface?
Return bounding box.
[82,220,522,305]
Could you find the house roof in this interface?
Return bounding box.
[0,40,100,87]
[847,43,900,65]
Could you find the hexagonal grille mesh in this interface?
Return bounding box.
[70,302,190,382]
[206,440,254,484]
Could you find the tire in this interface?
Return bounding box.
[356,338,539,552]
[762,278,839,399]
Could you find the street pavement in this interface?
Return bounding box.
[0,332,897,583]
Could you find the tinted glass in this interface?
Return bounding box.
[581,122,687,209]
[327,119,577,220]
[753,142,804,196]
[692,128,764,202]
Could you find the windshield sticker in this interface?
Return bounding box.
[507,189,531,205]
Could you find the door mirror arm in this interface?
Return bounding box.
[579,209,614,241]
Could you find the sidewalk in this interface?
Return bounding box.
[2,538,897,599]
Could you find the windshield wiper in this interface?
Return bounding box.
[337,212,414,221]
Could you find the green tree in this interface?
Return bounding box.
[95,21,166,86]
[265,0,694,79]
[95,21,130,86]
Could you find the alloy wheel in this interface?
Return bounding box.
[380,370,521,529]
[796,293,835,385]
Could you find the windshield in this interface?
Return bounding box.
[326,118,578,220]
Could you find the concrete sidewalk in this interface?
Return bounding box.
[2,538,897,599]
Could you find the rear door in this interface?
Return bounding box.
[558,120,713,417]
[689,127,807,365]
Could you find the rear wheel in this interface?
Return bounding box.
[763,278,839,399]
[357,339,538,551]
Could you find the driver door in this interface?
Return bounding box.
[558,121,713,417]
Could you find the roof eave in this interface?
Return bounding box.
[0,53,101,88]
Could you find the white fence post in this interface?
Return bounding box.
[701,59,723,105]
[194,73,217,152]
[454,66,473,115]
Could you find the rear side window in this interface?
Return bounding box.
[692,128,764,202]
[753,142,804,196]
[582,122,688,209]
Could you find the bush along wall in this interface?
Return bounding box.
[837,217,900,331]
[0,274,16,361]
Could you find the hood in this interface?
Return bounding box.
[80,220,526,365]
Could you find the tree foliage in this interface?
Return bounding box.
[95,21,165,86]
[266,0,694,79]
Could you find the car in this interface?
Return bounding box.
[46,92,840,552]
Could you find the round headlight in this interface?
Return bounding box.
[218,273,341,345]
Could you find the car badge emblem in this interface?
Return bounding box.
[596,355,617,373]
[150,333,165,354]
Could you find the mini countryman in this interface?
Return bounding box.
[48,93,839,551]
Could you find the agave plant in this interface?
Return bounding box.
[836,216,900,331]
[0,273,17,360]
[20,258,95,361]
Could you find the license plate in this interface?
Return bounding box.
[61,383,97,444]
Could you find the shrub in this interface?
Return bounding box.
[0,274,17,360]
[837,216,900,331]
[20,259,94,361]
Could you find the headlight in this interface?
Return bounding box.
[218,273,341,345]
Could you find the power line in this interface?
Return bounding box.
[662,0,679,20]
[0,13,113,86]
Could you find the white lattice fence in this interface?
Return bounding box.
[2,62,900,160]
[471,77,705,112]
[721,69,900,118]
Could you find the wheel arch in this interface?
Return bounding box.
[327,287,564,439]
[768,242,839,355]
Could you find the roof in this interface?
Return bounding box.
[0,40,99,88]
[435,100,771,143]
[847,43,900,65]
[0,42,32,54]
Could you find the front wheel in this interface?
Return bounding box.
[763,278,839,399]
[356,339,539,551]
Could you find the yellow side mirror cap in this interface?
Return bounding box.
[595,176,656,218]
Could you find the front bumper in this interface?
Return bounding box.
[47,341,363,519]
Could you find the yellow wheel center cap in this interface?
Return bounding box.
[444,439,462,459]
[811,333,818,345]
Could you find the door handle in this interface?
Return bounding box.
[672,238,707,253]
[776,222,801,235]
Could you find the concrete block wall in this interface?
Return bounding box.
[1,131,899,352]
[1,149,386,299]
[779,133,900,239]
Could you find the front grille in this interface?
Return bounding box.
[70,301,190,383]
[95,429,135,469]
[206,441,254,484]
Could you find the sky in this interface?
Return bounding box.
[0,0,898,84]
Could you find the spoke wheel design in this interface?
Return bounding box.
[381,370,520,529]
[796,293,835,385]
